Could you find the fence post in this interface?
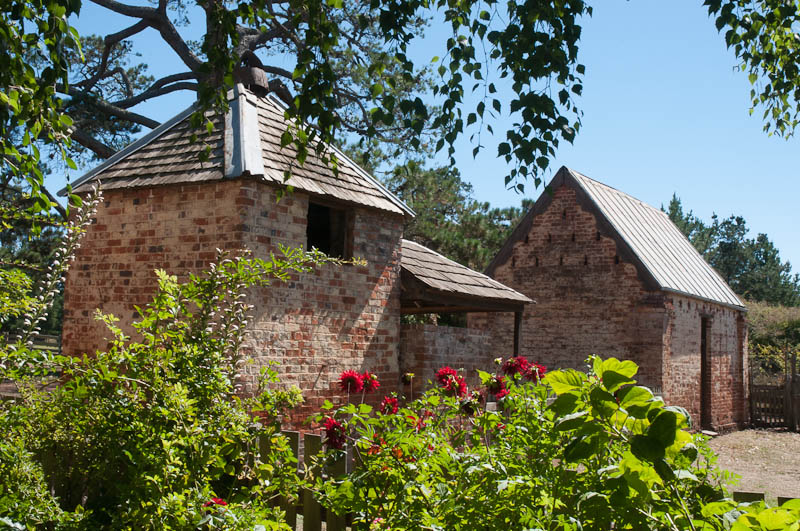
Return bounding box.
[785,348,795,430]
[282,431,299,529]
[303,433,322,531]
[792,352,798,432]
[325,453,347,531]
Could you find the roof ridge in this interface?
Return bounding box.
[568,168,663,214]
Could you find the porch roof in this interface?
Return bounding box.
[400,239,532,314]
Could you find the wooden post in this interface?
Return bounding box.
[325,454,347,530]
[280,431,299,529]
[303,433,322,531]
[513,310,522,356]
[785,347,794,431]
[792,351,798,432]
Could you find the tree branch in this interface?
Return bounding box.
[66,87,161,129]
[89,0,203,72]
[69,128,117,159]
[75,19,150,92]
[113,75,198,109]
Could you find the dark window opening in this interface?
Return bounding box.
[584,255,588,266]
[524,234,529,244]
[306,202,352,258]
[571,232,575,242]
[614,255,619,264]
[535,256,539,267]
[596,231,601,241]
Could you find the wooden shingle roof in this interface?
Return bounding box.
[62,85,413,216]
[401,239,532,314]
[486,166,745,311]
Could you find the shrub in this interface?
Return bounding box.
[1,242,340,529]
[313,356,732,530]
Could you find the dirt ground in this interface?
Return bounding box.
[707,429,800,501]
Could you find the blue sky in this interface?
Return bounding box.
[66,1,800,272]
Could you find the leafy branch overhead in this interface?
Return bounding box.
[6,0,800,225]
[706,0,800,138]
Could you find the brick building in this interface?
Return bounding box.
[60,83,529,422]
[472,167,748,431]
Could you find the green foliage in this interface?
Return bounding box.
[745,300,800,380]
[314,356,734,530]
[665,195,800,306]
[380,161,529,272]
[0,242,345,529]
[706,0,800,139]
[1,0,82,221]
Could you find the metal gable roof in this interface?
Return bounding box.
[568,168,745,309]
[61,85,414,217]
[484,166,745,310]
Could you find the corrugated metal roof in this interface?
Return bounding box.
[567,168,745,309]
[64,85,413,217]
[401,239,532,304]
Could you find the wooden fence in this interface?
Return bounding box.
[279,431,351,531]
[750,351,800,431]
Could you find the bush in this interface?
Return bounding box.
[1,237,337,528]
[314,356,734,530]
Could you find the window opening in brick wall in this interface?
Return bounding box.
[571,232,575,242]
[596,230,601,241]
[614,255,619,264]
[584,255,588,266]
[306,202,353,259]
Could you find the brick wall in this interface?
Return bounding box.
[470,185,667,389]
[62,178,405,425]
[470,184,748,430]
[663,294,748,430]
[63,180,245,356]
[237,181,404,421]
[399,323,494,391]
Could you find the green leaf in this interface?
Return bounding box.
[544,369,585,394]
[555,410,588,432]
[630,434,665,461]
[549,391,580,416]
[648,410,678,447]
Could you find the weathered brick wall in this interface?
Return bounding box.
[399,323,494,392]
[238,181,404,421]
[63,180,245,356]
[663,294,748,430]
[469,186,667,389]
[62,178,405,425]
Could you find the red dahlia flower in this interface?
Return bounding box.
[339,370,364,393]
[323,416,347,449]
[380,395,399,414]
[362,371,380,393]
[525,362,547,382]
[495,388,510,400]
[502,356,530,377]
[203,497,227,507]
[434,366,467,397]
[486,374,506,395]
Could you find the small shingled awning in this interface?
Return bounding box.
[400,239,532,314]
